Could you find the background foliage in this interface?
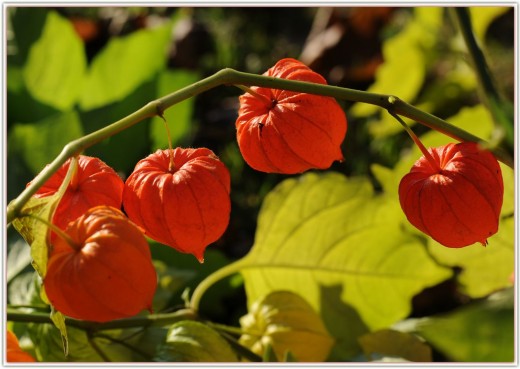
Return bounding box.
[6,6,515,363]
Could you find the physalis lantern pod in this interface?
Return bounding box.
[399,142,503,248]
[44,206,157,323]
[30,155,124,233]
[235,58,347,174]
[123,148,231,262]
[6,330,37,362]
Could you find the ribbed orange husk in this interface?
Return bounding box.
[123,148,231,262]
[44,206,157,322]
[6,330,36,362]
[236,58,347,174]
[399,142,504,248]
[31,155,124,232]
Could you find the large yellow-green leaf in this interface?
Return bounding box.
[22,11,86,110]
[80,22,172,110]
[350,7,442,117]
[237,172,451,359]
[426,163,514,298]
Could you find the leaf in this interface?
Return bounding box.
[28,324,140,362]
[6,239,32,283]
[8,272,36,305]
[237,172,452,359]
[80,22,172,110]
[350,8,442,117]
[22,11,86,110]
[8,110,84,175]
[427,216,514,298]
[358,329,432,362]
[80,79,156,174]
[11,157,77,350]
[469,7,510,42]
[50,308,69,356]
[150,69,200,151]
[152,260,196,312]
[156,321,238,362]
[239,290,334,362]
[417,288,514,362]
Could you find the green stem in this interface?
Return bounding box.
[6,307,197,331]
[218,330,262,362]
[389,112,441,172]
[6,68,513,225]
[206,321,246,336]
[453,7,514,150]
[235,84,273,106]
[190,258,246,312]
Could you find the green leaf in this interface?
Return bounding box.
[11,154,75,278]
[80,79,155,174]
[156,321,238,362]
[469,7,510,42]
[80,22,172,110]
[11,157,77,352]
[427,216,514,298]
[238,172,451,359]
[8,110,84,175]
[7,239,32,283]
[50,308,69,356]
[22,11,86,110]
[9,7,48,65]
[8,272,37,305]
[152,260,196,312]
[350,8,442,117]
[358,329,432,362]
[239,290,334,362]
[29,324,141,362]
[150,69,200,151]
[417,288,514,362]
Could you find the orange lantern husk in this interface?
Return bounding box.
[30,155,124,232]
[236,58,347,174]
[399,142,504,248]
[44,206,157,322]
[123,148,231,262]
[6,330,36,362]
